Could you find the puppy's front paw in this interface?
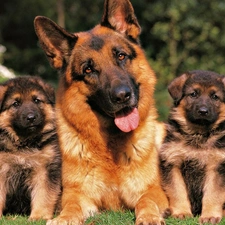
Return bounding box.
[172,212,193,219]
[199,216,221,224]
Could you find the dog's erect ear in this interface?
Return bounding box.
[168,73,189,105]
[101,0,141,42]
[34,16,78,70]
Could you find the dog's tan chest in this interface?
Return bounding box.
[0,146,55,169]
[163,140,224,161]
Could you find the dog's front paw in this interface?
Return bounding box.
[28,216,44,221]
[28,209,54,221]
[171,207,192,220]
[46,217,83,225]
[162,208,171,218]
[135,215,166,225]
[199,216,222,224]
[172,212,193,219]
[46,218,67,225]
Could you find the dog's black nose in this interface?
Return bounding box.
[111,85,131,104]
[27,113,36,122]
[198,106,208,116]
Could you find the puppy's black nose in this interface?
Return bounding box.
[198,106,208,116]
[27,113,36,122]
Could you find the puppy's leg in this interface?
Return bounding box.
[0,164,9,217]
[135,184,169,225]
[165,167,192,219]
[199,172,224,224]
[29,168,60,221]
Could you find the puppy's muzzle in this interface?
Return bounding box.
[198,106,208,116]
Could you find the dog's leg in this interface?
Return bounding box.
[29,168,59,221]
[199,171,224,224]
[46,187,98,225]
[166,167,192,219]
[135,184,169,225]
[0,164,8,217]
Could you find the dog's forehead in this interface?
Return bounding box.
[185,81,224,96]
[7,88,45,100]
[75,27,132,53]
[188,83,220,92]
[190,74,215,83]
[75,33,103,51]
[186,74,224,89]
[10,92,21,100]
[88,35,105,51]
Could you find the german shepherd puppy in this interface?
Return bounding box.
[34,0,169,224]
[159,70,225,224]
[0,76,61,220]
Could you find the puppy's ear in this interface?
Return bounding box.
[221,77,225,101]
[38,80,55,105]
[101,0,141,42]
[168,73,189,105]
[0,85,8,112]
[31,77,55,105]
[221,76,225,87]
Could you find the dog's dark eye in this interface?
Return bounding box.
[117,53,126,61]
[84,66,93,74]
[211,94,219,101]
[33,98,41,104]
[12,101,20,107]
[189,91,198,98]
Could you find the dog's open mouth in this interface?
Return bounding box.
[114,107,139,132]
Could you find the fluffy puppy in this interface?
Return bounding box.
[0,76,61,221]
[160,70,225,224]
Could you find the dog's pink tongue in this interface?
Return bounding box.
[114,108,139,132]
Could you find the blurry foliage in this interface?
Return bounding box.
[1,0,225,120]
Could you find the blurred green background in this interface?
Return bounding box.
[1,0,225,120]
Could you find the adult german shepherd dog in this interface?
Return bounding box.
[160,70,225,224]
[34,0,169,224]
[0,76,61,220]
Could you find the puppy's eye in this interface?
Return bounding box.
[211,94,219,101]
[33,98,41,104]
[189,91,198,98]
[12,101,20,107]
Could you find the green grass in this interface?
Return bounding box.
[0,215,45,225]
[85,211,225,225]
[1,211,225,225]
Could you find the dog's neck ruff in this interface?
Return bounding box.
[167,118,225,149]
[0,128,57,151]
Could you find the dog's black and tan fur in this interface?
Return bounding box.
[160,70,225,224]
[34,0,170,224]
[0,76,61,220]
